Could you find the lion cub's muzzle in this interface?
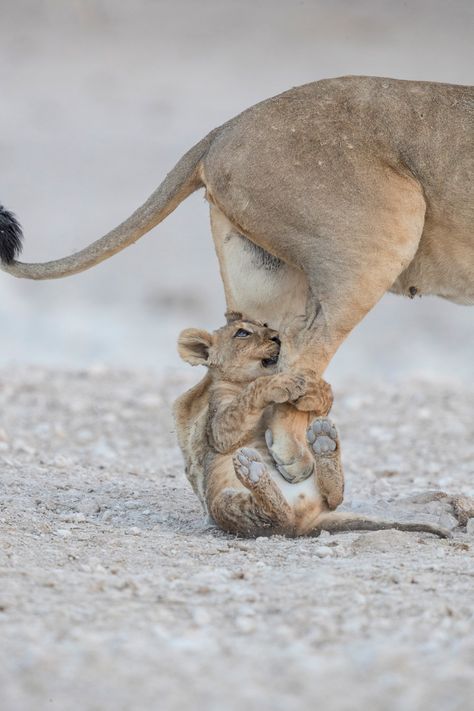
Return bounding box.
[261,335,281,368]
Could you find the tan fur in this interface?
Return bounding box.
[174,319,450,539]
[2,76,473,480]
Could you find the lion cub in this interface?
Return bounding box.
[173,318,449,538]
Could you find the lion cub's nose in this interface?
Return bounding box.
[270,336,281,346]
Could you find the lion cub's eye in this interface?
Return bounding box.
[234,328,251,338]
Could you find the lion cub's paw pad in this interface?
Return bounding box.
[307,418,338,455]
[234,448,266,486]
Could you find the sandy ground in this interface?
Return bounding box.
[1,368,473,711]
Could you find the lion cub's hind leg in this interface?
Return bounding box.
[307,417,344,510]
[212,447,293,536]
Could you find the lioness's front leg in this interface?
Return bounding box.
[208,168,426,481]
[208,372,306,454]
[265,376,333,483]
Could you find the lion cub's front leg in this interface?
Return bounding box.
[209,372,306,454]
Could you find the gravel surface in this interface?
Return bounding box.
[1,368,473,711]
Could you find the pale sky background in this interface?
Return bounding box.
[0,0,472,381]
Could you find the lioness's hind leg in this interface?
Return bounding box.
[233,447,293,529]
[307,417,344,510]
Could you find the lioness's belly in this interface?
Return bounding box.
[390,223,474,304]
[210,205,308,329]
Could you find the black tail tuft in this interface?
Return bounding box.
[0,205,23,264]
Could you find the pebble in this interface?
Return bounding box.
[138,394,161,409]
[77,499,101,515]
[76,429,94,443]
[92,439,116,460]
[126,527,142,536]
[53,455,74,469]
[54,529,72,538]
[192,608,211,626]
[235,616,256,633]
[315,546,333,558]
[12,439,36,455]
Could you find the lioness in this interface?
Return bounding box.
[174,316,449,538]
[1,76,473,480]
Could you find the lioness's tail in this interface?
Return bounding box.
[0,129,218,280]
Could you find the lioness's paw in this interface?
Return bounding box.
[265,429,314,484]
[234,448,267,488]
[307,418,338,455]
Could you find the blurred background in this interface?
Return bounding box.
[0,0,472,381]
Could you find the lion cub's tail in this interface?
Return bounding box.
[0,129,218,280]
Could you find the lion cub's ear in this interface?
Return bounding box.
[177,328,213,366]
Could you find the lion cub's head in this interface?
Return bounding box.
[178,313,281,383]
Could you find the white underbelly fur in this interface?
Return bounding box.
[269,467,320,505]
[249,441,322,507]
[210,205,308,330]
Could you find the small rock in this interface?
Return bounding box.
[87,363,108,377]
[139,393,161,409]
[452,496,474,526]
[315,546,333,558]
[192,608,211,626]
[235,616,256,633]
[126,527,142,536]
[76,429,94,443]
[92,439,116,460]
[54,529,72,538]
[53,455,74,469]
[12,439,36,455]
[78,498,101,515]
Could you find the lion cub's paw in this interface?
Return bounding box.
[234,448,267,488]
[307,417,344,510]
[268,372,307,404]
[307,417,338,455]
[293,378,333,415]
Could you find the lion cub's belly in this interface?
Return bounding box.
[246,437,323,508]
